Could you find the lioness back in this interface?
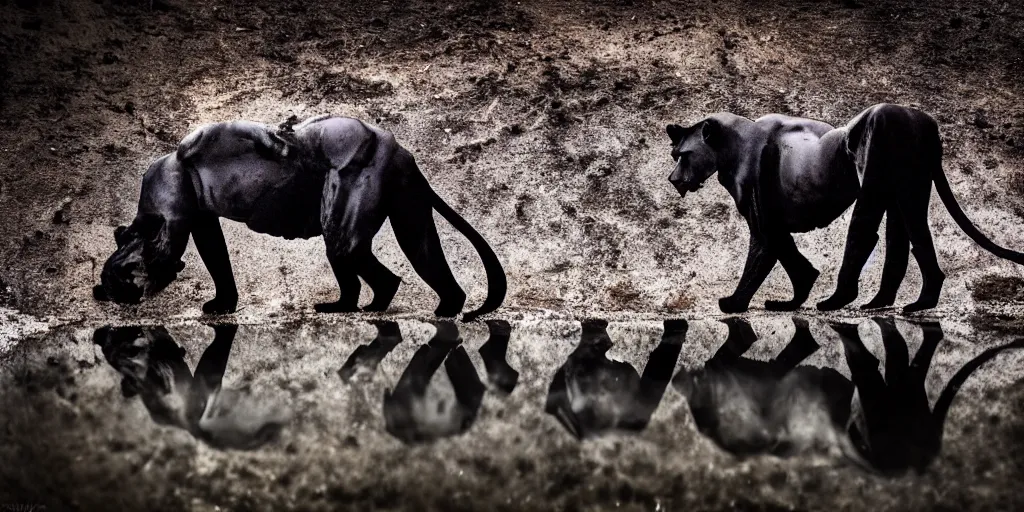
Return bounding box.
[175,120,329,239]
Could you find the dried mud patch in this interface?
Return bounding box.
[971,274,1024,302]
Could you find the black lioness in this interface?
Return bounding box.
[666,103,1024,313]
[93,115,506,320]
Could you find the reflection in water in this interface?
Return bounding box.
[382,320,517,444]
[673,318,854,458]
[545,319,684,439]
[93,324,291,450]
[339,320,404,382]
[832,318,1024,474]
[674,317,1024,474]
[479,320,518,394]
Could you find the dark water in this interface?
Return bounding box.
[3,316,1023,510]
[72,318,1024,470]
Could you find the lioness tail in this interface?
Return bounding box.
[428,189,508,321]
[932,137,1024,265]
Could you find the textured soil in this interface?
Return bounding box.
[1,0,1024,322]
[2,0,1024,510]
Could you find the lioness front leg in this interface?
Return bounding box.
[719,234,777,313]
[763,232,819,311]
[192,213,239,314]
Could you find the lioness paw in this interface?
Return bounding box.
[202,296,238,315]
[718,296,750,314]
[764,299,801,312]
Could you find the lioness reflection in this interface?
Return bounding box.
[675,317,1023,474]
[831,318,1024,474]
[674,317,855,458]
[382,320,516,443]
[93,324,291,450]
[545,319,684,439]
[339,320,405,382]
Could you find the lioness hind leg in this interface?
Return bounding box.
[861,209,910,310]
[391,200,466,317]
[898,191,945,313]
[317,247,401,313]
[318,160,389,313]
[359,251,401,312]
[817,196,886,311]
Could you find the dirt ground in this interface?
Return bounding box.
[2,0,1024,509]
[2,0,1024,323]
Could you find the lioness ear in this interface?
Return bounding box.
[666,124,685,145]
[701,119,722,146]
[114,225,129,247]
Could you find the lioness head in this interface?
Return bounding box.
[93,216,185,305]
[666,118,721,198]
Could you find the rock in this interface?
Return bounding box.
[454,137,496,154]
[53,208,69,224]
[21,18,42,30]
[973,110,994,129]
[503,123,524,135]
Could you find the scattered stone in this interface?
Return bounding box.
[503,123,524,135]
[454,137,496,154]
[585,158,614,179]
[53,208,69,224]
[973,110,994,129]
[21,17,42,30]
